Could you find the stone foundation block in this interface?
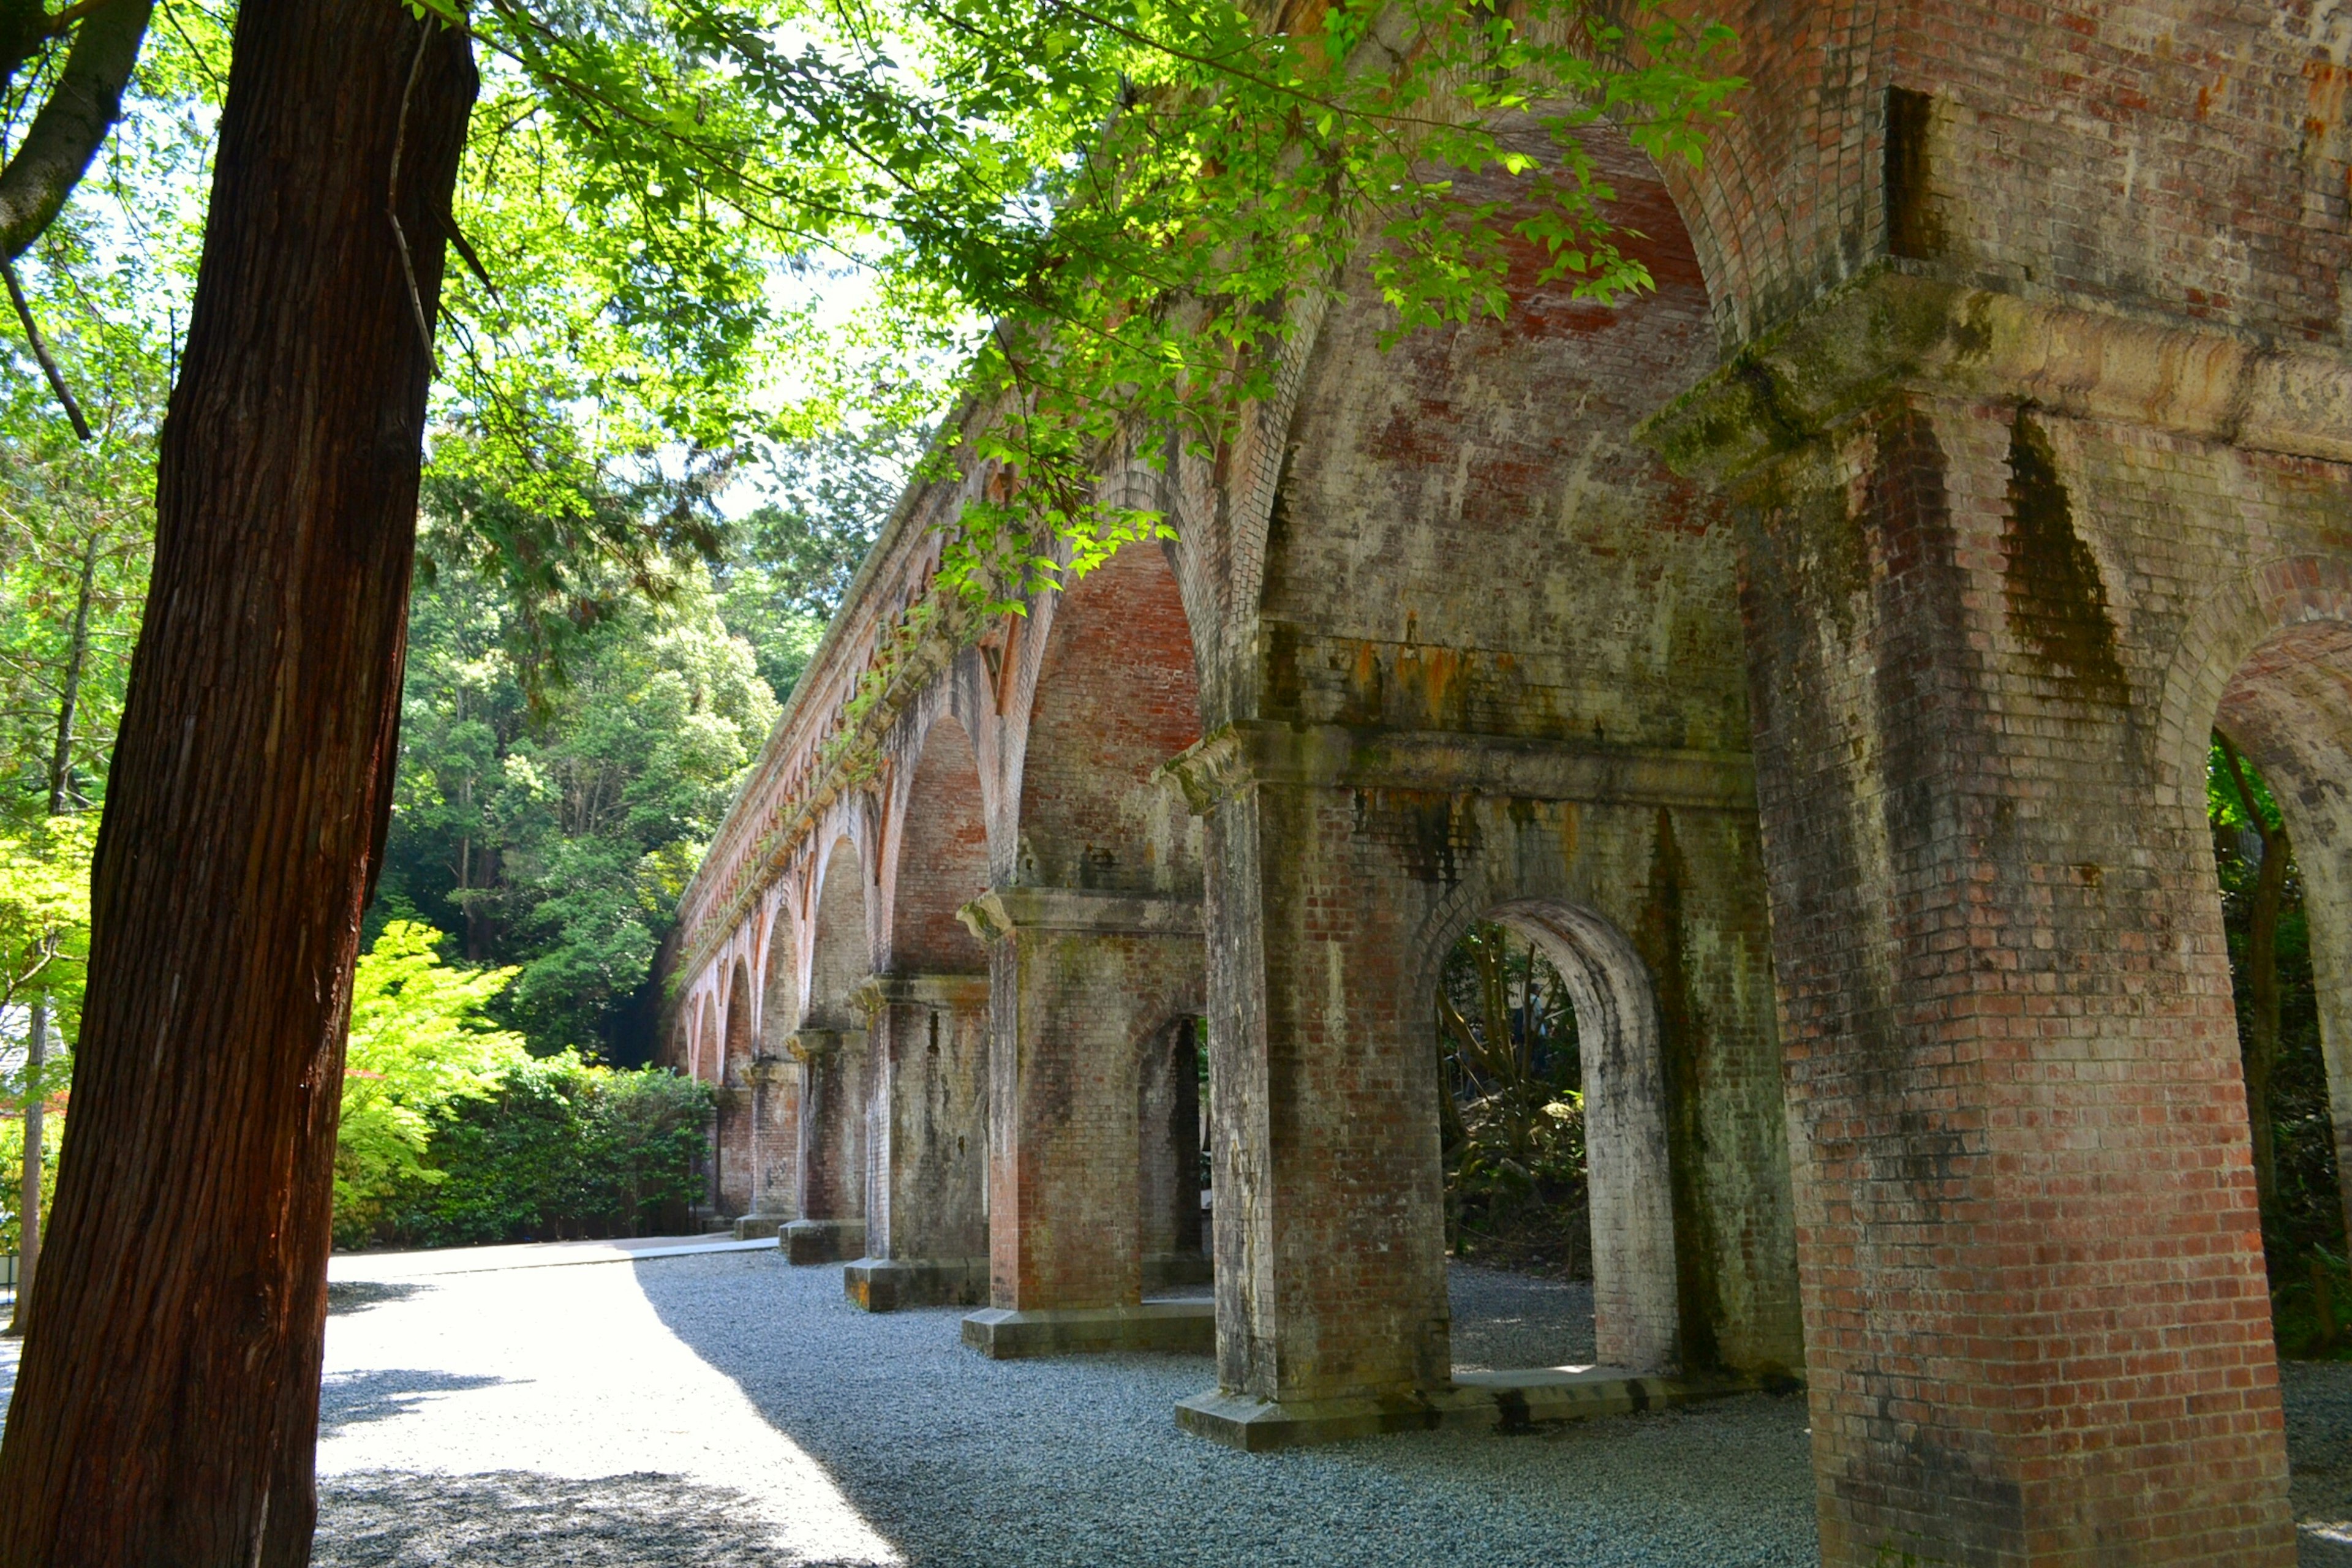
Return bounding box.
[960,1302,1215,1358]
[731,1213,786,1242]
[781,1219,864,1265]
[842,1256,987,1312]
[1173,1366,1780,1451]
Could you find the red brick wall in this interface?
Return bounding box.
[888,714,990,975]
[1018,541,1205,894]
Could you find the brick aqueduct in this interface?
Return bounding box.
[661,4,2352,1562]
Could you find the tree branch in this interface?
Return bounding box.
[0,252,90,439]
[0,0,151,260]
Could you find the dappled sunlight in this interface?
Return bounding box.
[317,1247,900,1566]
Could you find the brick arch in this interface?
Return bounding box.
[723,959,755,1084]
[1011,539,1205,894]
[2158,553,2352,1251]
[804,834,870,1030]
[886,710,989,974]
[2156,555,2352,804]
[696,1005,720,1087]
[1415,891,1682,1376]
[1246,114,1740,754]
[758,893,798,1054]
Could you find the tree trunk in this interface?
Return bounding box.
[0,6,474,1564]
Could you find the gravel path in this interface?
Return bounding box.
[4,1249,2349,1564]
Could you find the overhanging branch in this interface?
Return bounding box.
[0,0,154,260]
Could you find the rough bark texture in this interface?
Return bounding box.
[0,4,474,1564]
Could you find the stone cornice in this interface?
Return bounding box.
[957,887,1205,941]
[854,971,992,1010]
[1640,264,2352,486]
[1155,721,1757,816]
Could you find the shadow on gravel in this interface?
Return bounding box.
[314,1470,801,1567]
[326,1281,433,1316]
[319,1368,512,1436]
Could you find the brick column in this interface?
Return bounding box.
[1727,393,2293,1566]
[1196,776,1454,1408]
[780,1023,869,1264]
[843,973,990,1310]
[956,887,1212,1356]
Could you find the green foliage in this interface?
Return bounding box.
[2211,742,2342,1269]
[1436,921,1586,1270]
[379,534,778,1058]
[0,810,91,1031]
[373,1053,714,1248]
[334,921,532,1243]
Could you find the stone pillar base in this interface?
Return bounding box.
[780,1219,864,1264]
[842,1256,987,1311]
[960,1302,1214,1358]
[1174,1366,1785,1451]
[1141,1251,1213,1293]
[731,1213,787,1242]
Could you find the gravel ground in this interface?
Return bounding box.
[3,1250,2348,1565]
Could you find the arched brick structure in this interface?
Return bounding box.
[960,537,1215,1355]
[666,5,2352,1559]
[846,711,994,1308]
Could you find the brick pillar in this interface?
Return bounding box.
[782,1024,869,1263]
[1197,777,1452,1407]
[731,1056,797,1237]
[1735,395,2293,1566]
[957,888,1212,1356]
[843,973,990,1309]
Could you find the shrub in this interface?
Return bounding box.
[371,1054,711,1248]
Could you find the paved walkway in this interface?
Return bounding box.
[2,1245,2348,1564]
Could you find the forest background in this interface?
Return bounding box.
[0,7,927,1250]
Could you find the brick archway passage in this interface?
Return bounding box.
[1487,900,1680,1378]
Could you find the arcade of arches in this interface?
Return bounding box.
[665,9,2352,1564]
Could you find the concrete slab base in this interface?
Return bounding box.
[731,1213,786,1242]
[961,1301,1215,1359]
[1174,1366,1779,1451]
[780,1219,865,1265]
[843,1256,986,1311]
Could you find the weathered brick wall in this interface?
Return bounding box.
[882,713,991,975]
[865,979,989,1267]
[1649,0,2352,350]
[1008,541,1205,895]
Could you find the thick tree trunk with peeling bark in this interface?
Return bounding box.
[0,5,474,1564]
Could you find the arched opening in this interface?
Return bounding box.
[2206,616,2352,1357]
[1137,1016,1208,1292]
[1430,900,1679,1376]
[1016,538,1202,895]
[797,836,871,1235]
